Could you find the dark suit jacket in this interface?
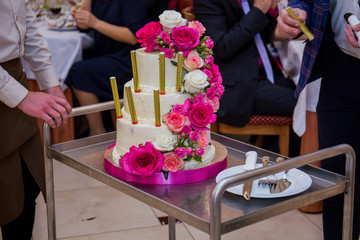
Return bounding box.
[193,0,278,126]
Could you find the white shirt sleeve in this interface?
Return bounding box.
[23,0,59,90]
[0,65,28,108]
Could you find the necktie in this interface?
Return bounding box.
[241,0,274,84]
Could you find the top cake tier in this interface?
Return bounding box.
[135,48,185,93]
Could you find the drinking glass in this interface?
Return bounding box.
[48,0,62,19]
[29,0,40,16]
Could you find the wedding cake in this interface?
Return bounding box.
[104,10,227,184]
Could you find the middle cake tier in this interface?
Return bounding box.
[122,80,191,124]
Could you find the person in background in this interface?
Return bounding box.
[0,1,72,239]
[65,0,147,136]
[277,1,360,239]
[146,0,171,22]
[193,0,300,156]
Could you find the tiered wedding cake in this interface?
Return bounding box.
[104,10,226,184]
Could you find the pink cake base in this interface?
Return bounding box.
[104,141,227,184]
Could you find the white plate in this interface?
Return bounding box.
[48,26,77,31]
[216,164,312,198]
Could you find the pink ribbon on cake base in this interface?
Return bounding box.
[104,143,227,184]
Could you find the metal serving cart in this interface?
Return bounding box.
[43,102,355,240]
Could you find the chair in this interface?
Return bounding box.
[182,6,195,21]
[212,115,293,156]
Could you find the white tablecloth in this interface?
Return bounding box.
[22,24,93,90]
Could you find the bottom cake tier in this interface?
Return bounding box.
[104,141,228,184]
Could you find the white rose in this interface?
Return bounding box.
[159,10,187,32]
[184,70,209,94]
[152,133,176,151]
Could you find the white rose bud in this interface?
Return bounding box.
[152,133,176,151]
[159,10,187,32]
[184,70,209,94]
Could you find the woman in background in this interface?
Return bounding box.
[66,0,147,136]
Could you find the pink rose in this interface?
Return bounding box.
[206,85,217,100]
[136,22,162,49]
[143,42,160,52]
[174,147,187,158]
[214,83,225,97]
[160,31,171,44]
[203,38,214,49]
[188,20,206,37]
[196,148,205,157]
[162,152,184,172]
[171,26,200,55]
[189,131,199,141]
[196,131,209,148]
[201,68,213,80]
[187,147,194,156]
[205,55,214,65]
[193,93,206,104]
[120,142,164,177]
[171,98,191,115]
[188,102,216,130]
[162,48,174,58]
[181,125,192,135]
[183,50,204,71]
[164,112,188,132]
[205,95,220,112]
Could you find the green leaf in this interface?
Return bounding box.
[171,61,178,67]
[193,155,202,162]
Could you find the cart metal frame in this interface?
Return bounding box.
[43,102,355,240]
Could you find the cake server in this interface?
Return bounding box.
[272,157,292,193]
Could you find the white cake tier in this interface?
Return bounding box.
[113,118,173,158]
[135,48,185,92]
[112,117,215,169]
[122,80,191,124]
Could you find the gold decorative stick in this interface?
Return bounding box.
[110,76,123,119]
[159,52,165,95]
[176,52,184,92]
[125,85,138,124]
[286,7,314,41]
[131,50,140,92]
[153,88,161,127]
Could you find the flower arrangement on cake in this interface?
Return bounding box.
[109,10,225,180]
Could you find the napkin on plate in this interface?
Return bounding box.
[242,151,257,200]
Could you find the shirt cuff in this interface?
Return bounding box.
[35,67,60,90]
[0,77,29,108]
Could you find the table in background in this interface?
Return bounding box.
[23,23,93,144]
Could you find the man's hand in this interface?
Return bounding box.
[277,8,307,39]
[345,24,360,48]
[17,86,72,128]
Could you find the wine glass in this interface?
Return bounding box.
[48,0,62,19]
[29,0,40,17]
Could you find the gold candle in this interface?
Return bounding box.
[125,85,138,124]
[153,88,161,127]
[176,52,183,92]
[159,52,165,95]
[131,50,140,92]
[110,77,123,118]
[286,7,314,41]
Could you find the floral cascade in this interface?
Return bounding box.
[118,10,224,179]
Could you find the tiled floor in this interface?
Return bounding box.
[0,160,325,240]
